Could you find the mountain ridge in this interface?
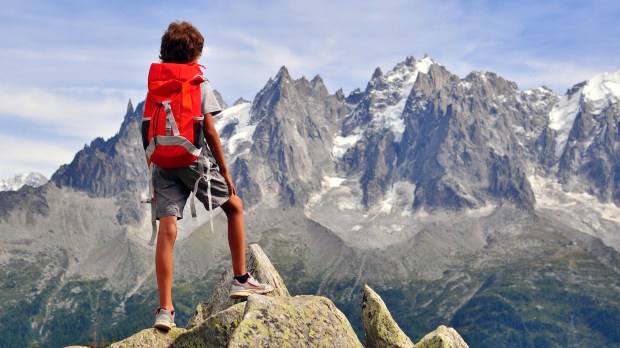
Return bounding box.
[0,55,619,347]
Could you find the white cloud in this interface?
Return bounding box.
[1,0,618,178]
[0,85,137,139]
[0,134,77,179]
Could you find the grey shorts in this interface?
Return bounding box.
[152,156,231,220]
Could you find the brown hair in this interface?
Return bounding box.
[159,21,204,63]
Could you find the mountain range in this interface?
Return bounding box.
[0,56,619,347]
[0,172,47,192]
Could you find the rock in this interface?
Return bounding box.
[108,243,468,348]
[228,294,363,348]
[362,284,414,348]
[174,303,246,347]
[415,325,469,348]
[108,327,186,348]
[189,243,290,325]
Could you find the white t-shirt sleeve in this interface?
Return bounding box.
[201,80,222,116]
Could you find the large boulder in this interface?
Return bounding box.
[108,327,186,348]
[188,243,290,327]
[362,284,414,348]
[174,303,246,347]
[228,294,363,348]
[415,325,469,348]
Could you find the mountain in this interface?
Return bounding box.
[0,172,47,192]
[553,71,620,203]
[0,58,619,347]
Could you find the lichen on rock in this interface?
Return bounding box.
[362,284,414,348]
[174,303,246,347]
[194,243,290,322]
[415,325,469,348]
[228,294,363,348]
[109,327,186,348]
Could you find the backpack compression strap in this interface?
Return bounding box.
[148,164,158,246]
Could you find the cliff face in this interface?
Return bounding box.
[109,244,468,348]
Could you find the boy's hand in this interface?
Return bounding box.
[222,172,237,196]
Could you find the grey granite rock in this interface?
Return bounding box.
[362,284,414,348]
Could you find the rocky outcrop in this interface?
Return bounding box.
[191,243,290,322]
[109,244,467,347]
[363,284,414,348]
[228,294,362,348]
[51,100,147,199]
[415,325,469,348]
[175,303,245,347]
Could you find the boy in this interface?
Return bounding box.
[143,21,273,331]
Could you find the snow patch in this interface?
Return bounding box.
[325,176,346,188]
[380,99,407,142]
[529,175,620,251]
[582,70,620,114]
[214,102,254,156]
[332,133,361,158]
[529,175,620,224]
[374,181,416,216]
[548,90,582,157]
[416,56,435,75]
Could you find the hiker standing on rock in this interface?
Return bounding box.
[141,20,273,331]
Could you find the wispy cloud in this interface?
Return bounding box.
[0,86,136,139]
[0,0,619,179]
[0,133,78,179]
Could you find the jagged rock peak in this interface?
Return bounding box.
[363,284,414,348]
[233,97,251,106]
[310,74,324,87]
[346,87,365,104]
[372,67,384,79]
[463,70,520,94]
[416,325,470,348]
[335,88,345,101]
[126,99,134,116]
[276,65,291,80]
[405,55,416,67]
[212,89,229,109]
[190,243,290,322]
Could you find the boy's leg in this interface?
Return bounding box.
[220,195,246,276]
[156,215,178,310]
[217,191,273,298]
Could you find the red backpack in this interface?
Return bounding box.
[143,62,205,168]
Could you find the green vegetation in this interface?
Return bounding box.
[451,246,620,347]
[2,218,620,347]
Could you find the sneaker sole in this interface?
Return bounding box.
[154,321,176,331]
[229,288,274,299]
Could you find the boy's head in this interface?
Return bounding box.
[159,21,204,64]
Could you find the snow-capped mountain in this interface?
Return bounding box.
[1,56,619,347]
[0,172,48,192]
[553,71,620,203]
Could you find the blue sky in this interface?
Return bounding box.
[0,0,619,179]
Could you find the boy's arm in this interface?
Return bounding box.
[203,113,237,195]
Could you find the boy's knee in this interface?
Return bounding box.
[158,216,177,239]
[224,195,243,214]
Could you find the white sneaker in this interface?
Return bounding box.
[229,273,274,299]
